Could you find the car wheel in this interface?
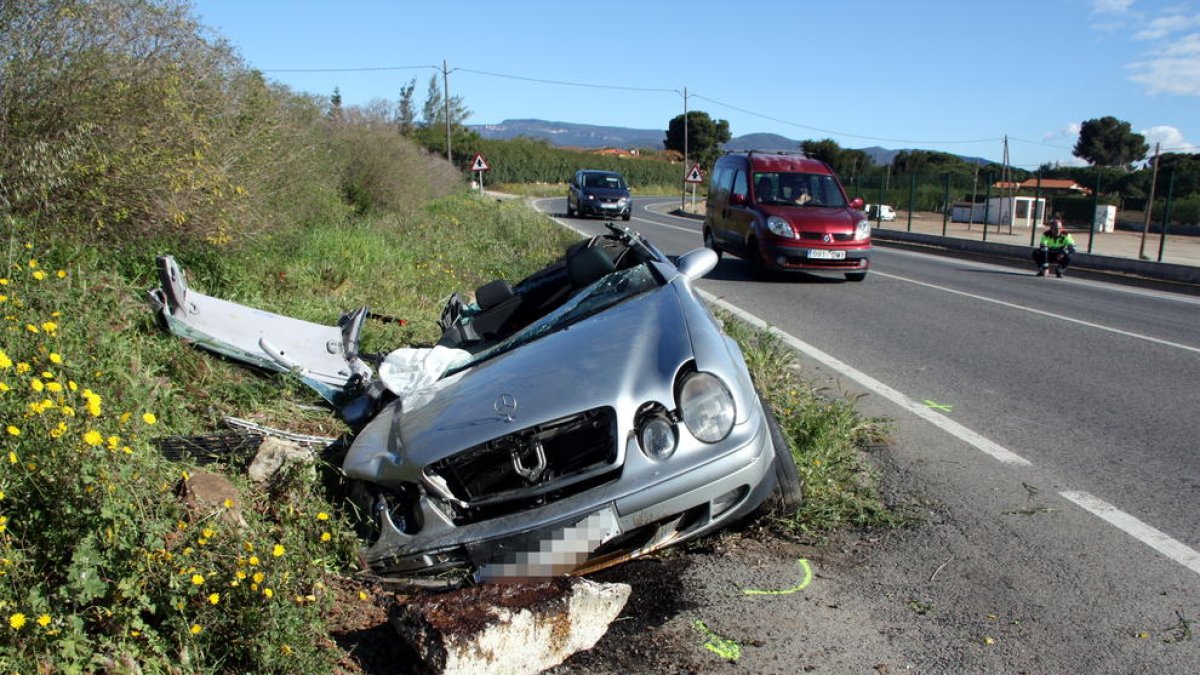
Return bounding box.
[567,201,576,217]
[622,212,631,221]
[760,394,803,514]
[703,228,723,261]
[845,271,867,282]
[746,238,768,280]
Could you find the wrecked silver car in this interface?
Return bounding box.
[150,223,801,583]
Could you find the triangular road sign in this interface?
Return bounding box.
[685,164,704,184]
[470,153,490,172]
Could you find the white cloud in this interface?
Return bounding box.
[1134,13,1200,40]
[1091,0,1135,14]
[1043,122,1082,142]
[1141,125,1199,152]
[1128,33,1200,95]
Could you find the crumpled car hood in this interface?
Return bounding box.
[345,283,694,480]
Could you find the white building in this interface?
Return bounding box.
[951,196,1046,228]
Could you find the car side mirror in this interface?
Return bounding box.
[730,193,748,206]
[676,247,718,281]
[849,197,864,209]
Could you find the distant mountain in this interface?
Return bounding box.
[470,119,664,149]
[469,119,997,165]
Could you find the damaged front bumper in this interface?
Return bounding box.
[362,413,776,582]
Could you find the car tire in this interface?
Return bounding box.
[845,271,867,282]
[622,212,631,221]
[746,238,768,280]
[760,394,803,515]
[567,201,576,218]
[703,228,723,261]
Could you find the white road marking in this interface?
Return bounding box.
[697,290,1032,466]
[874,271,1200,355]
[1060,491,1200,578]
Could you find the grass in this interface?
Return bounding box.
[0,191,895,672]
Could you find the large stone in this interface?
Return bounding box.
[246,436,315,483]
[177,469,246,528]
[391,577,631,675]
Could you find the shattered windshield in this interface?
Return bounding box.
[446,264,661,374]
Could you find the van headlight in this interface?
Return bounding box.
[766,216,797,239]
[679,372,735,443]
[854,218,871,241]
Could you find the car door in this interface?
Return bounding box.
[724,167,756,256]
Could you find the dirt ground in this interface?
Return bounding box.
[322,519,877,675]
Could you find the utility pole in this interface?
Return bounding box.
[442,60,452,165]
[681,87,688,212]
[1138,142,1161,260]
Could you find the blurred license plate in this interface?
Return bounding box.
[808,250,846,260]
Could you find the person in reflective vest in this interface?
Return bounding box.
[1032,215,1076,278]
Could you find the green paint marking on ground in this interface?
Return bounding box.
[743,558,814,595]
[692,619,742,661]
[923,399,954,412]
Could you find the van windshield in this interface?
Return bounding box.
[753,172,846,208]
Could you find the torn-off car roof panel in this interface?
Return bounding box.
[147,255,373,402]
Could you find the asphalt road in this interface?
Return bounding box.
[536,196,1200,673]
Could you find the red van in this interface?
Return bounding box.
[703,151,870,281]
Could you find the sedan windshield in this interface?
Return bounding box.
[447,263,661,374]
[753,172,847,208]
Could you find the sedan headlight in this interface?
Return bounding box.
[679,372,735,443]
[854,218,871,241]
[616,197,629,207]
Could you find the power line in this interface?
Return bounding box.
[260,64,439,73]
[454,67,679,94]
[691,93,998,144]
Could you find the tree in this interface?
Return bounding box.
[663,111,731,171]
[396,77,416,134]
[1073,116,1149,169]
[329,87,342,121]
[800,138,842,166]
[420,74,470,128]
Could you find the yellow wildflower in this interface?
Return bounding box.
[16,363,30,374]
[0,349,11,369]
[223,498,234,508]
[321,532,331,542]
[0,382,9,392]
[142,412,157,425]
[56,270,66,279]
[40,321,57,334]
[191,574,205,586]
[9,613,26,630]
[32,271,45,281]
[83,430,103,446]
[263,588,274,599]
[252,572,264,584]
[46,382,62,393]
[281,644,293,656]
[7,451,16,464]
[248,555,260,566]
[25,323,39,333]
[317,512,330,521]
[27,259,38,268]
[358,591,369,601]
[272,544,285,558]
[190,624,202,635]
[30,378,44,392]
[6,426,19,436]
[36,614,50,627]
[208,593,220,606]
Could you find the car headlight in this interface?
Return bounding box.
[679,372,735,443]
[766,216,796,239]
[617,197,629,206]
[586,193,595,201]
[854,218,871,241]
[637,414,677,461]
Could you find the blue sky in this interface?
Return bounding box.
[193,0,1199,169]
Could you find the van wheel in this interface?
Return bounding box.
[759,394,803,515]
[845,271,867,282]
[703,228,722,261]
[746,238,768,280]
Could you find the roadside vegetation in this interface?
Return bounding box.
[1,2,896,671]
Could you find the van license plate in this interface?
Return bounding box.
[808,250,846,260]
